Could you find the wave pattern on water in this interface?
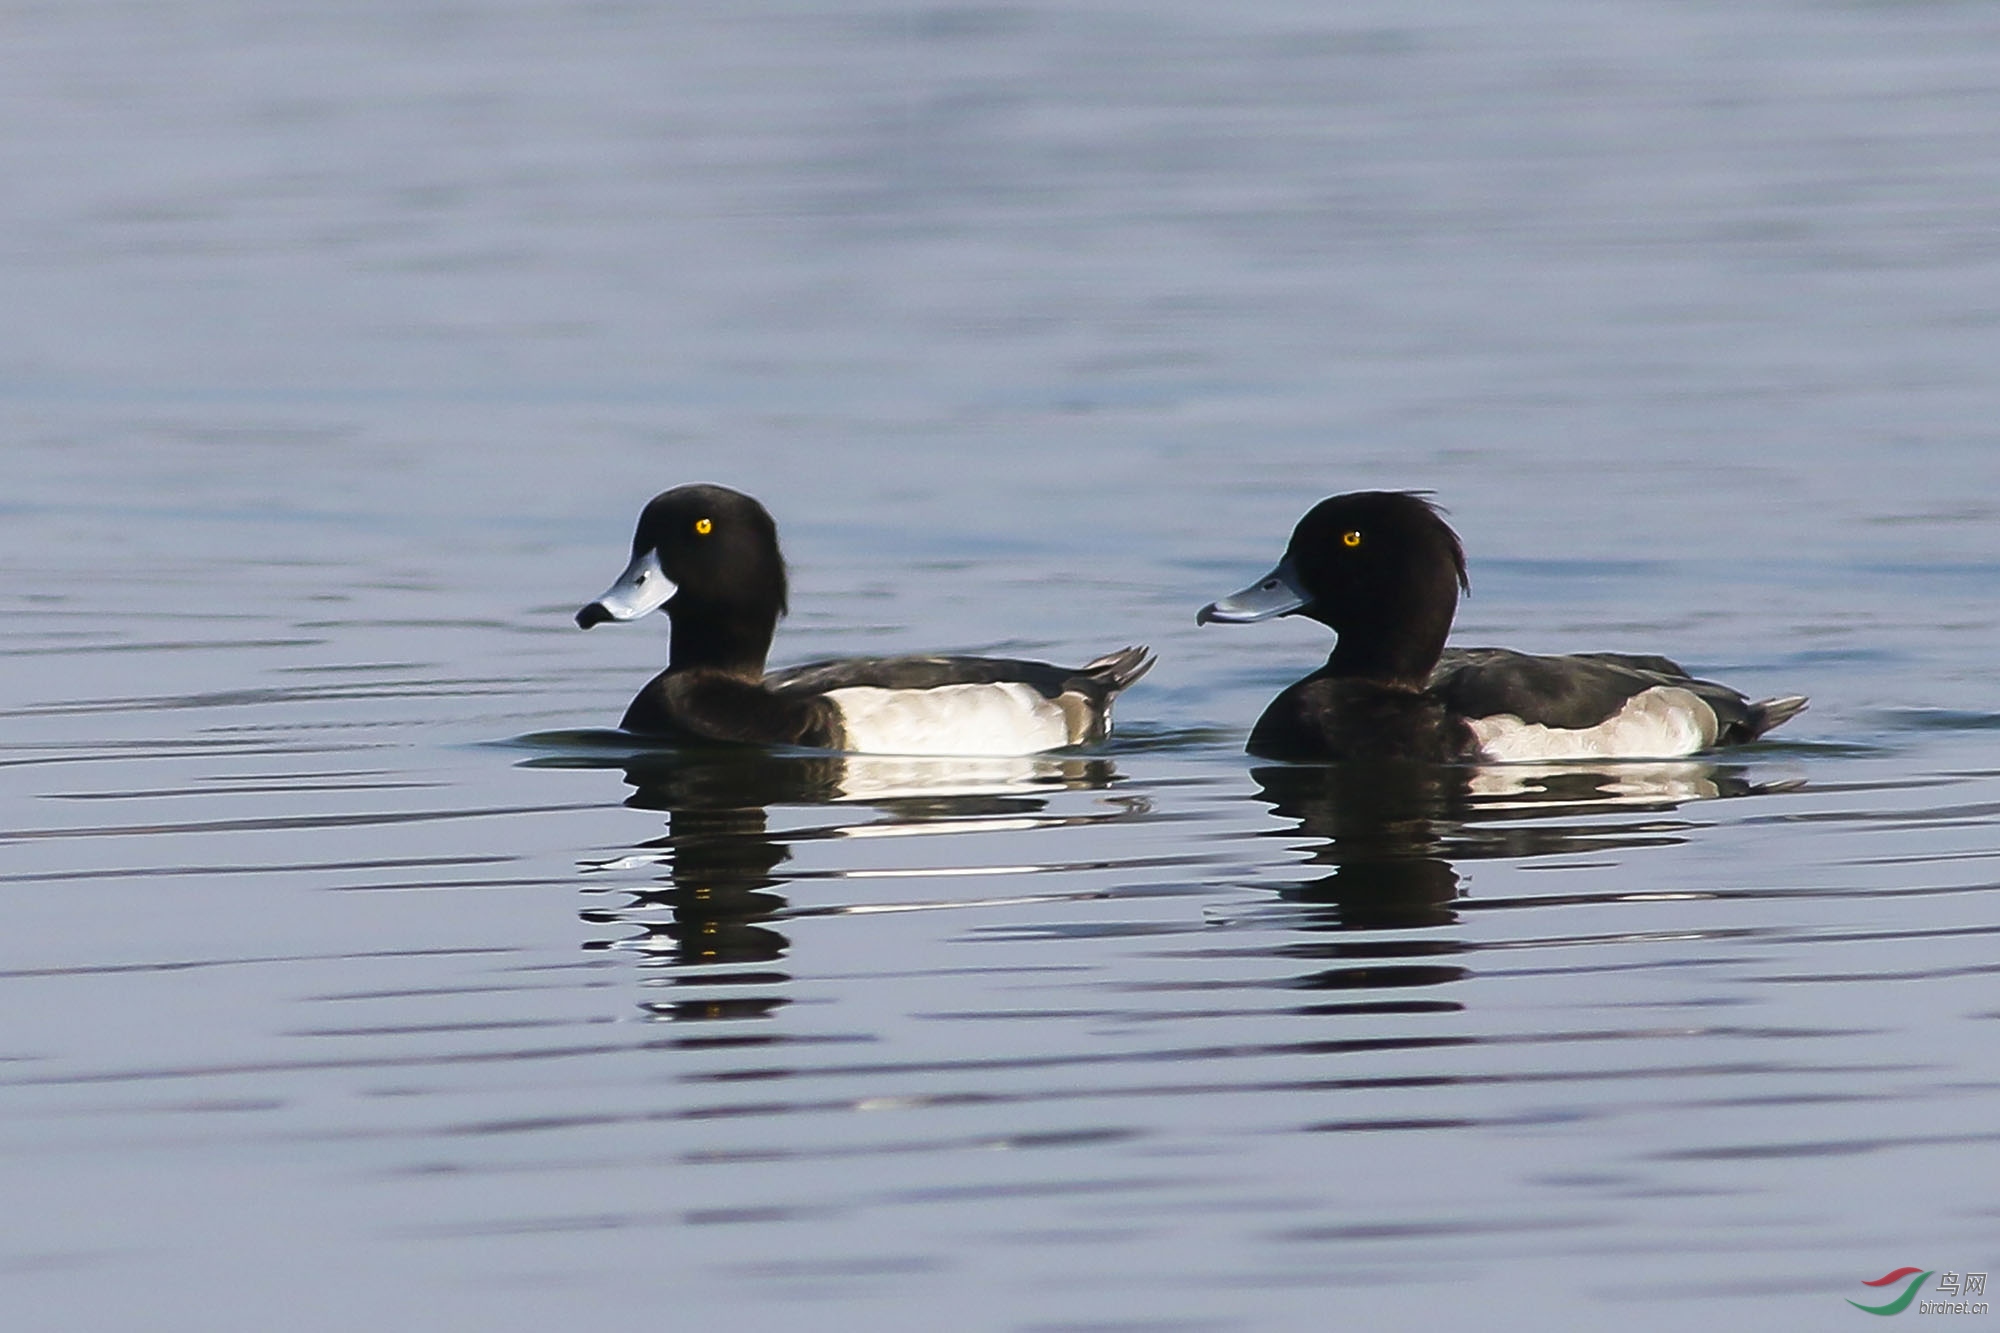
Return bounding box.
[5,0,2000,1322]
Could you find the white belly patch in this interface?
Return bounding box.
[825,682,1074,756]
[1466,686,1719,763]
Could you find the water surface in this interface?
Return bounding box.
[5,1,2000,1328]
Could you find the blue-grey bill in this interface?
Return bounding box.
[576,548,676,628]
[1196,557,1308,625]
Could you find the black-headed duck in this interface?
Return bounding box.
[579,484,1152,755]
[1198,491,1806,762]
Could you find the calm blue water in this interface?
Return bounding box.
[5,2,2000,1329]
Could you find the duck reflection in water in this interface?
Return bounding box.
[576,746,1124,1022]
[1255,761,1469,934]
[1253,758,1788,998]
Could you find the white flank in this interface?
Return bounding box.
[1466,686,1719,763]
[825,682,1072,756]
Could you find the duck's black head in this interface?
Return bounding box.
[1199,491,1469,684]
[576,484,789,678]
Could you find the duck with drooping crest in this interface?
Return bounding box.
[1198,491,1806,763]
[578,484,1152,756]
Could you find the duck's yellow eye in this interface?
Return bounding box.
[1342,530,1363,548]
[694,517,713,536]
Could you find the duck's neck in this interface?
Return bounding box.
[1324,602,1452,688]
[666,600,775,680]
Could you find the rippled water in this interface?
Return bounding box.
[7,1,2000,1329]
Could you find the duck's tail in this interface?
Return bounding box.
[1080,646,1155,696]
[1747,694,1809,740]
